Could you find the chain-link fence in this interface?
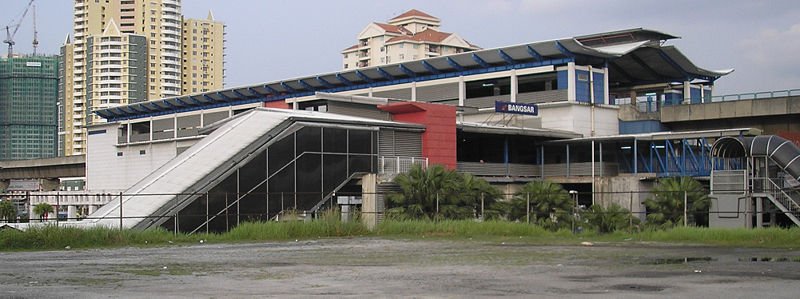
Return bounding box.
[1,188,796,232]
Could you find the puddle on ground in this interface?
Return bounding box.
[640,257,715,265]
[738,257,800,263]
[609,284,665,292]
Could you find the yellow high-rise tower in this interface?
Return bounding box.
[182,11,225,94]
[60,0,225,156]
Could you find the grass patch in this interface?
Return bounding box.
[618,226,800,248]
[0,225,212,250]
[2,220,800,251]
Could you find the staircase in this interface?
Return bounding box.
[756,176,800,226]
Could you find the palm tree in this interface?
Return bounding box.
[644,176,710,227]
[583,203,639,233]
[387,164,462,220]
[0,200,17,223]
[33,203,54,221]
[458,173,502,219]
[511,180,572,229]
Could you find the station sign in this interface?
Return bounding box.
[495,101,538,116]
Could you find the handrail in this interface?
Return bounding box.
[710,88,800,102]
[765,177,800,212]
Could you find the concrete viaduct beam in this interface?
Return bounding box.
[0,155,86,180]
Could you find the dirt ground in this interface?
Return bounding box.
[1,238,799,298]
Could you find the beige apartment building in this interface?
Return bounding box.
[342,9,480,70]
[61,0,224,156]
[182,12,225,94]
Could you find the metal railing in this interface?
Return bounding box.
[5,189,800,231]
[710,89,800,102]
[378,156,428,175]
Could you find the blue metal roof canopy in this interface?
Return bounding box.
[95,28,731,121]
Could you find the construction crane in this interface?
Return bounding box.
[32,4,38,55]
[3,0,35,58]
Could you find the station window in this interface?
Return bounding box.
[517,73,558,93]
[466,77,511,98]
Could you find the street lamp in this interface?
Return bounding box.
[569,190,578,233]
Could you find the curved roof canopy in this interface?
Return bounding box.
[96,28,731,121]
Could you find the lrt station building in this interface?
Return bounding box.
[51,28,798,232]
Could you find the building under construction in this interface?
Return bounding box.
[0,55,59,160]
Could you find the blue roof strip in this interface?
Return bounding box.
[231,89,249,99]
[174,98,191,106]
[554,41,575,58]
[422,61,440,74]
[471,53,490,68]
[216,92,232,102]
[446,57,464,71]
[104,57,574,122]
[398,64,416,77]
[146,102,162,111]
[336,74,353,86]
[298,80,315,91]
[498,50,516,64]
[280,82,297,93]
[355,70,373,83]
[264,85,280,95]
[376,67,395,81]
[526,45,543,61]
[316,76,335,89]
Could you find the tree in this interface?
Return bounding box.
[644,176,711,227]
[33,203,54,221]
[511,180,573,230]
[387,164,462,220]
[583,203,639,233]
[458,173,502,219]
[0,200,17,223]
[386,165,503,220]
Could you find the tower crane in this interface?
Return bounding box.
[32,4,38,55]
[3,0,35,58]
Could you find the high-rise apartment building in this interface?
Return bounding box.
[0,55,59,160]
[182,12,225,94]
[342,9,479,69]
[61,0,224,156]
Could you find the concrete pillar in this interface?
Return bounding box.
[588,66,594,104]
[458,76,465,106]
[683,81,691,104]
[603,67,610,105]
[699,84,705,103]
[67,205,77,221]
[567,62,576,102]
[411,82,417,101]
[361,174,379,230]
[368,87,373,97]
[756,197,763,228]
[510,70,518,103]
[88,205,98,215]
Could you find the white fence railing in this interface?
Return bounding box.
[28,191,117,206]
[379,156,428,175]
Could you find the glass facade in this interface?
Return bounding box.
[164,125,378,233]
[0,56,59,160]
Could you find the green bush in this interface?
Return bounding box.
[582,204,639,233]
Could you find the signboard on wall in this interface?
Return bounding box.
[494,101,538,116]
[7,179,40,191]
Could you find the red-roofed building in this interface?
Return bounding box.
[342,9,480,70]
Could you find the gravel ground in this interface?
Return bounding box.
[1,238,799,298]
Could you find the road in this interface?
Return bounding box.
[1,238,799,298]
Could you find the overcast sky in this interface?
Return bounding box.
[3,0,798,95]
